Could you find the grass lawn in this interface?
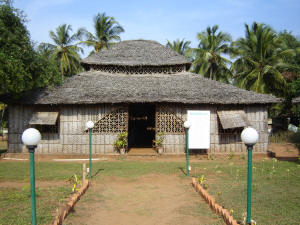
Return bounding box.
[190,158,300,224]
[1,158,300,224]
[0,161,82,225]
[0,186,71,225]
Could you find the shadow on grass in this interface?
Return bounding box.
[91,169,104,178]
[178,167,187,176]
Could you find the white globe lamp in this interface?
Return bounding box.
[241,126,259,224]
[22,127,41,225]
[184,120,191,129]
[86,121,94,129]
[241,127,259,146]
[22,128,41,147]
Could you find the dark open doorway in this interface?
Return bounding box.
[128,104,156,148]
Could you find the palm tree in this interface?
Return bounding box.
[192,25,232,83]
[39,24,83,78]
[81,13,124,53]
[231,22,295,96]
[166,39,191,55]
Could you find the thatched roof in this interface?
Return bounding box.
[6,71,279,105]
[2,40,280,105]
[81,40,191,69]
[292,96,300,104]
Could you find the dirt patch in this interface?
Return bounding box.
[269,143,299,160]
[64,174,224,225]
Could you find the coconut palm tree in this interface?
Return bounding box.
[192,25,232,83]
[166,39,191,56]
[81,12,124,53]
[39,24,83,78]
[231,22,295,96]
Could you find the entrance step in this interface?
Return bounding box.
[127,148,157,156]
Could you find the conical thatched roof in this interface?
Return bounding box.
[6,71,279,105]
[2,40,280,105]
[292,96,300,104]
[81,40,191,68]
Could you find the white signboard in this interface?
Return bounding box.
[187,110,210,149]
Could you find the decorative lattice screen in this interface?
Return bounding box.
[89,65,186,74]
[156,107,184,133]
[90,108,128,134]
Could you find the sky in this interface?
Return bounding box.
[14,0,300,57]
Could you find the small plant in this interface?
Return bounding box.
[235,169,240,180]
[240,154,246,160]
[113,132,128,154]
[269,158,278,179]
[228,153,235,160]
[198,175,208,189]
[208,154,214,160]
[153,132,165,147]
[67,174,81,193]
[153,132,165,154]
[198,175,205,184]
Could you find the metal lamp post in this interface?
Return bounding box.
[241,127,259,225]
[184,121,191,176]
[86,121,94,178]
[21,128,41,225]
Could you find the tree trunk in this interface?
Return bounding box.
[210,67,213,80]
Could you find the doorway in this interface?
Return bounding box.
[128,104,156,148]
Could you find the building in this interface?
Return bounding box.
[6,40,279,154]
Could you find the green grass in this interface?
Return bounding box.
[0,161,84,181]
[0,161,186,181]
[190,159,300,224]
[0,161,81,225]
[0,186,71,225]
[1,159,300,224]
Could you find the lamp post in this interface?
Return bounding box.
[86,121,94,178]
[241,127,259,225]
[21,128,41,225]
[184,121,191,176]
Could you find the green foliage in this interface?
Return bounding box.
[278,30,300,76]
[192,25,232,83]
[231,22,295,97]
[80,12,124,53]
[39,24,84,78]
[113,132,128,151]
[67,173,82,192]
[153,132,165,147]
[0,2,61,96]
[166,39,191,56]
